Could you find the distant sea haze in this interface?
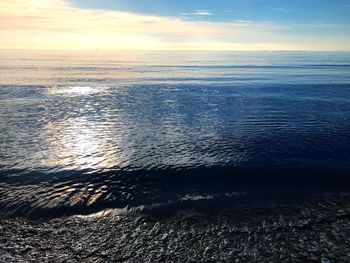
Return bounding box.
[0,50,350,218]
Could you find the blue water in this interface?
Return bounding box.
[0,50,350,218]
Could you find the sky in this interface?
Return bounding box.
[1,0,350,51]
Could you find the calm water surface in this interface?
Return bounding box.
[0,51,350,217]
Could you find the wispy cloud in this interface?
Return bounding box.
[192,10,212,16]
[0,0,349,51]
[235,20,253,24]
[300,23,346,29]
[179,10,212,17]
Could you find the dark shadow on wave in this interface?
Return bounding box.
[0,165,349,219]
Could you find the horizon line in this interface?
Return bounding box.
[1,48,350,52]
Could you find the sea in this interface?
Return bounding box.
[0,50,349,218]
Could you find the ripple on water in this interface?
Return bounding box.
[0,51,350,218]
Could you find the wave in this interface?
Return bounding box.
[0,164,349,218]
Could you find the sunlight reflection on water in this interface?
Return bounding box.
[48,86,100,96]
[37,116,129,172]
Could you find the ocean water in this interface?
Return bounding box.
[0,50,350,218]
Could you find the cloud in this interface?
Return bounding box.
[300,23,345,29]
[235,20,253,24]
[179,10,212,17]
[0,0,349,50]
[192,10,212,16]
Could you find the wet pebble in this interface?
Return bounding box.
[0,197,350,262]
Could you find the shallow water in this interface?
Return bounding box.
[0,50,350,218]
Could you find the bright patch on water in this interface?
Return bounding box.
[49,86,99,95]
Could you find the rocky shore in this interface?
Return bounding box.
[1,196,349,262]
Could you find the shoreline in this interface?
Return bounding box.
[1,195,349,262]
